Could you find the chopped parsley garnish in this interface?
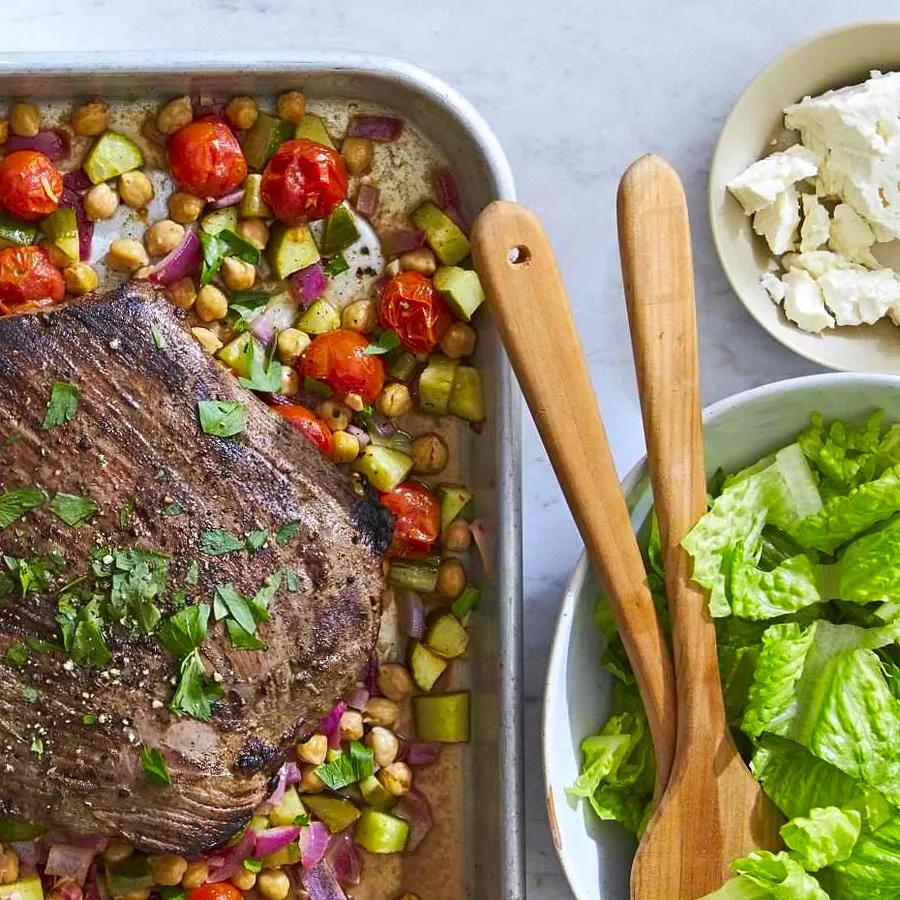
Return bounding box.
[30,736,44,758]
[238,342,284,393]
[315,741,374,790]
[49,492,98,527]
[170,651,223,721]
[363,329,401,356]
[283,570,299,593]
[246,529,268,553]
[119,497,136,529]
[0,486,46,529]
[151,325,167,349]
[162,502,185,517]
[199,228,260,286]
[228,291,270,334]
[242,858,264,873]
[226,619,266,650]
[5,642,28,667]
[214,583,259,635]
[26,635,62,653]
[276,520,302,547]
[0,431,21,453]
[324,254,349,277]
[141,745,173,786]
[42,381,80,430]
[58,597,112,668]
[185,560,200,585]
[82,714,97,726]
[200,528,245,556]
[293,812,310,826]
[21,685,38,703]
[198,400,248,438]
[2,554,60,598]
[159,603,210,658]
[302,376,332,398]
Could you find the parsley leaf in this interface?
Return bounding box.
[324,254,349,278]
[162,502,185,517]
[238,342,285,394]
[21,685,38,703]
[57,596,112,669]
[108,550,167,634]
[5,642,28,667]
[198,400,248,438]
[140,745,172,786]
[214,583,258,635]
[170,650,223,721]
[49,492,98,527]
[226,618,266,650]
[151,325,167,350]
[315,741,375,790]
[26,635,62,653]
[0,486,46,529]
[246,529,268,553]
[251,571,281,618]
[185,560,200,585]
[276,520,302,547]
[30,736,44,757]
[200,528,245,556]
[363,330,401,356]
[119,497,136,529]
[199,229,260,286]
[243,858,264,874]
[42,381,80,430]
[82,714,97,726]
[159,604,210,657]
[228,291,270,334]
[0,431,21,453]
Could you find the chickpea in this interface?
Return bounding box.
[84,182,119,221]
[364,696,400,729]
[221,256,256,291]
[340,299,377,334]
[231,868,257,891]
[157,95,193,135]
[341,137,373,176]
[276,90,307,123]
[443,519,472,552]
[378,761,412,797]
[257,869,291,900]
[63,263,99,296]
[168,191,204,224]
[296,733,328,765]
[70,100,108,136]
[366,726,399,768]
[277,328,310,366]
[0,121,8,145]
[180,861,209,890]
[318,399,351,432]
[195,284,228,322]
[299,764,325,793]
[133,266,152,280]
[332,430,360,464]
[9,102,39,137]
[121,891,150,900]
[103,841,135,864]
[169,276,197,310]
[237,217,269,250]
[399,247,437,276]
[107,238,149,273]
[399,895,422,900]
[344,392,365,413]
[376,382,412,418]
[339,709,364,742]
[377,663,414,701]
[225,96,258,131]
[148,854,188,887]
[191,327,223,355]
[280,368,299,396]
[410,433,449,475]
[119,171,155,209]
[145,219,185,257]
[436,558,467,599]
[440,321,477,359]
[0,846,19,885]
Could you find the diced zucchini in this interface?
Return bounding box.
[105,856,154,898]
[0,819,46,842]
[410,201,470,266]
[448,366,485,423]
[433,266,485,321]
[249,814,270,832]
[201,206,239,235]
[354,444,413,492]
[0,873,43,900]
[0,214,37,249]
[452,584,481,621]
[413,692,470,743]
[409,640,447,692]
[240,174,272,218]
[216,332,258,379]
[302,794,361,834]
[242,112,294,171]
[359,774,396,811]
[294,114,335,149]
[270,786,306,827]
[425,613,469,659]
[354,808,409,854]
[435,484,472,534]
[83,131,144,184]
[297,299,340,335]
[386,350,417,382]
[267,223,320,279]
[40,207,79,263]
[418,355,459,416]
[261,842,301,867]
[388,560,438,594]
[321,205,360,256]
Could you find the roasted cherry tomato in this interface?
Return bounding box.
[167,117,247,199]
[380,482,441,559]
[0,150,63,221]
[0,246,65,313]
[379,271,454,354]
[188,885,243,900]
[261,138,348,224]
[273,403,334,456]
[299,329,385,405]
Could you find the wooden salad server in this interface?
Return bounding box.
[618,154,781,898]
[471,202,677,799]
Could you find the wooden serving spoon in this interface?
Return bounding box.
[471,202,677,800]
[618,154,781,898]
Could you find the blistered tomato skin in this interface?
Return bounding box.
[261,138,348,224]
[188,885,243,900]
[0,246,65,313]
[273,403,334,456]
[0,150,63,221]
[299,329,385,404]
[167,117,248,199]
[380,482,441,559]
[379,271,454,354]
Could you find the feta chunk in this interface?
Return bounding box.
[799,194,830,251]
[727,145,819,215]
[781,250,860,278]
[752,183,800,255]
[760,271,786,303]
[828,204,878,266]
[780,269,834,333]
[817,267,900,326]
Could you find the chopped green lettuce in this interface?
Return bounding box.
[727,851,829,899]
[780,807,861,871]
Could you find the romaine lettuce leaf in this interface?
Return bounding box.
[832,515,900,603]
[798,411,884,497]
[731,850,829,898]
[827,816,900,898]
[700,877,776,899]
[730,545,825,620]
[780,807,861,871]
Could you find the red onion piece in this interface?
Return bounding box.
[470,518,494,576]
[345,424,370,447]
[299,860,348,900]
[147,229,201,286]
[284,760,303,786]
[11,841,47,868]
[380,229,425,257]
[250,293,300,345]
[398,590,426,640]
[289,261,328,308]
[82,876,101,900]
[320,701,346,749]
[362,655,379,694]
[53,881,83,900]
[401,741,441,766]
[7,130,70,162]
[434,167,461,212]
[267,764,290,806]
[369,412,397,437]
[443,203,466,230]
[345,685,370,711]
[206,828,257,883]
[393,789,434,852]
[355,184,380,219]
[254,825,301,858]
[62,169,92,192]
[299,822,331,870]
[46,844,96,885]
[327,833,362,886]
[347,115,404,142]
[208,188,245,210]
[60,188,94,261]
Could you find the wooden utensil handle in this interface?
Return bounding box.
[471,201,676,789]
[618,155,726,737]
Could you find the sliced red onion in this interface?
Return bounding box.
[326,833,362,887]
[401,741,441,766]
[62,169,92,193]
[60,188,94,261]
[345,424,370,447]
[7,130,70,162]
[289,261,328,308]
[362,655,379,695]
[398,590,426,640]
[46,844,96,885]
[267,763,290,806]
[147,229,201,286]
[470,518,494,576]
[250,293,300,345]
[369,412,397,438]
[207,828,257,883]
[254,825,300,858]
[434,167,461,212]
[11,840,47,868]
[345,685,370,711]
[284,760,303,785]
[393,789,434,852]
[320,701,346,750]
[82,876,101,900]
[208,187,245,210]
[443,203,466,230]
[299,821,330,870]
[355,184,380,219]
[53,880,83,900]
[300,860,348,900]
[380,229,425,258]
[347,115,404,142]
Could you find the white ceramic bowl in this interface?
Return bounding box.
[542,372,900,899]
[709,22,900,373]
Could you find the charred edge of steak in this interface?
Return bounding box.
[350,493,395,557]
[235,736,281,773]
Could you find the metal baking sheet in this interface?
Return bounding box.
[0,51,523,900]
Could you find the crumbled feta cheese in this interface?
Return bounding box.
[799,194,830,252]
[781,268,835,333]
[781,250,860,278]
[727,145,819,214]
[753,183,800,255]
[818,267,900,326]
[760,271,786,303]
[828,204,878,267]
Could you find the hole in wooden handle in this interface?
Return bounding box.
[508,245,530,266]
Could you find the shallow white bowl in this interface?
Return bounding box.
[709,22,900,373]
[542,372,900,899]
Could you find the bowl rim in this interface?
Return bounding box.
[541,370,900,899]
[708,20,900,373]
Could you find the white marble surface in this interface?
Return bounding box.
[7,0,900,894]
